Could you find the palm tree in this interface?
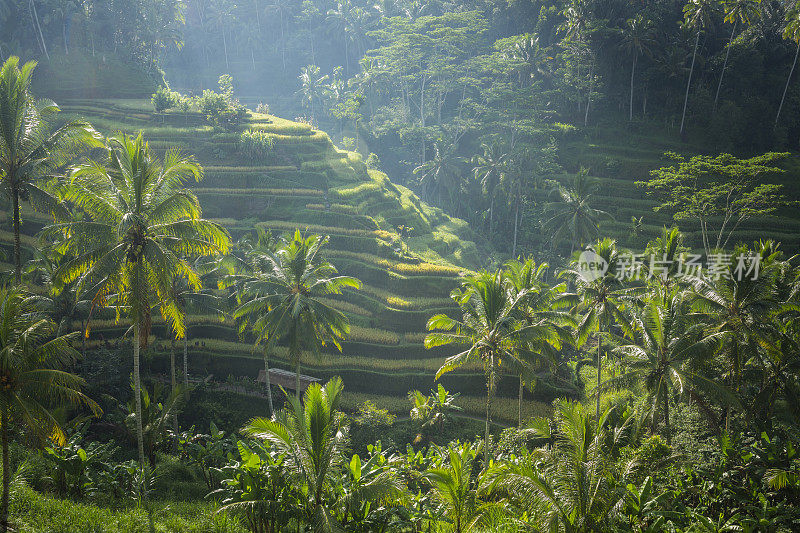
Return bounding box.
[171,256,226,391]
[642,226,688,304]
[560,238,635,420]
[544,168,611,255]
[471,143,508,238]
[326,0,373,76]
[298,65,329,123]
[245,377,401,531]
[506,258,573,427]
[0,287,99,532]
[241,20,261,71]
[426,270,547,463]
[494,400,624,532]
[266,1,293,71]
[47,133,229,467]
[776,5,800,127]
[208,0,234,70]
[689,249,779,430]
[714,0,761,112]
[620,15,655,121]
[224,227,278,414]
[423,441,497,533]
[0,56,99,282]
[612,289,737,444]
[413,140,462,209]
[234,230,360,398]
[680,0,721,140]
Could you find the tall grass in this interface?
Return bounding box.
[10,486,245,533]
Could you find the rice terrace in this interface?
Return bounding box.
[1,0,800,531]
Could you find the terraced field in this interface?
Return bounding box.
[547,125,800,254]
[39,98,555,421]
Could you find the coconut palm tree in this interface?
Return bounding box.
[493,400,625,532]
[413,140,462,209]
[640,226,690,306]
[680,0,721,140]
[0,287,100,532]
[620,15,655,121]
[426,270,549,462]
[170,256,226,391]
[506,258,574,427]
[234,230,360,398]
[325,0,373,76]
[471,143,508,238]
[298,65,330,123]
[208,0,234,70]
[223,227,279,414]
[560,238,636,420]
[689,248,780,430]
[612,289,737,444]
[47,133,229,467]
[714,0,761,112]
[0,56,99,283]
[266,1,293,71]
[544,169,611,255]
[776,4,800,127]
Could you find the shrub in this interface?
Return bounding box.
[255,102,270,114]
[354,400,396,427]
[197,89,247,131]
[176,96,191,113]
[365,152,381,170]
[150,86,179,113]
[238,129,275,162]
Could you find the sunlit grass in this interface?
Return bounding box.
[10,486,245,533]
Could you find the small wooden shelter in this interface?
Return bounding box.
[257,368,321,393]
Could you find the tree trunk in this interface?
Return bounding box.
[518,374,523,427]
[344,34,348,77]
[776,40,800,127]
[512,182,520,258]
[63,19,69,55]
[1,406,9,533]
[133,322,147,467]
[170,341,176,392]
[280,10,286,72]
[714,22,736,113]
[629,53,636,121]
[170,340,178,433]
[183,336,188,389]
[488,194,494,237]
[29,0,49,60]
[294,356,301,400]
[11,187,21,284]
[263,346,274,417]
[663,387,671,446]
[584,63,594,126]
[485,356,494,465]
[222,31,229,70]
[680,30,700,140]
[596,330,602,420]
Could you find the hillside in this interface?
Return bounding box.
[1,97,561,422]
[545,124,800,255]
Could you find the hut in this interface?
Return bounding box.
[257,368,321,393]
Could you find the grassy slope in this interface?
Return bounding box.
[40,97,551,421]
[546,121,800,254]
